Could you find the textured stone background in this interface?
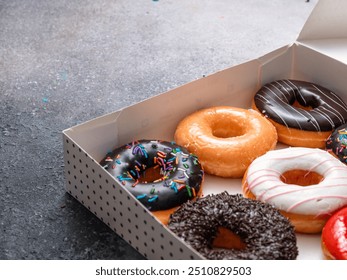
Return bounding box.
[0,0,317,259]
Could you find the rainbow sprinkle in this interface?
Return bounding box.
[148,195,158,203]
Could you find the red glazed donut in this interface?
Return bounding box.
[321,207,347,260]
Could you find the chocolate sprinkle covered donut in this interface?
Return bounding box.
[168,192,298,260]
[100,140,204,211]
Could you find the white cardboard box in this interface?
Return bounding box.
[62,0,347,260]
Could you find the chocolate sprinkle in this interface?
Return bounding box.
[168,192,298,260]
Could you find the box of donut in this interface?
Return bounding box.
[63,0,347,260]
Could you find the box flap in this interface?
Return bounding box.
[298,0,347,41]
[297,0,347,64]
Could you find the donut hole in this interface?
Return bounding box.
[212,227,246,250]
[291,100,314,111]
[211,119,245,138]
[280,169,324,186]
[138,166,163,183]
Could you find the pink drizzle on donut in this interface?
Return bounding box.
[287,196,347,212]
[245,148,347,215]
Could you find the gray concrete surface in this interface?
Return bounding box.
[0,0,318,259]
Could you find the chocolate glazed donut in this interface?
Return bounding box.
[100,140,204,211]
[326,124,347,164]
[254,79,347,131]
[253,79,347,147]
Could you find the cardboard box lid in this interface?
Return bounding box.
[297,0,347,63]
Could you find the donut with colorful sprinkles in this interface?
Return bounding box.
[326,123,347,164]
[100,140,204,223]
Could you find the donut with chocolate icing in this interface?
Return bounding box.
[100,140,204,224]
[326,123,347,164]
[168,192,298,260]
[253,79,347,148]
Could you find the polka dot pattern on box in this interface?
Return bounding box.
[63,136,201,259]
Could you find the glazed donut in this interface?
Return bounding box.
[326,123,347,164]
[100,140,204,224]
[321,207,347,260]
[168,192,298,260]
[253,79,347,148]
[242,147,347,233]
[174,106,277,178]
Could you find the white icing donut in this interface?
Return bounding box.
[244,147,347,216]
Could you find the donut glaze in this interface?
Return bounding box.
[253,80,347,147]
[168,192,298,260]
[100,140,204,211]
[326,124,347,164]
[254,79,347,131]
[321,207,347,260]
[174,106,277,178]
[242,147,347,233]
